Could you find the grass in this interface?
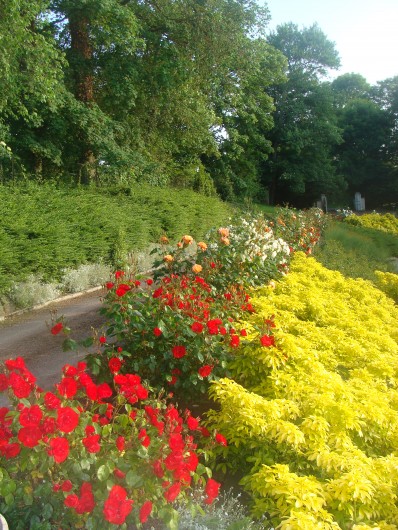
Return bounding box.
[313,218,398,281]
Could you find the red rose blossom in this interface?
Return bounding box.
[139,500,153,523]
[19,405,42,427]
[103,485,133,525]
[51,322,63,335]
[172,345,187,359]
[56,407,79,433]
[47,437,69,463]
[18,426,42,447]
[215,433,228,446]
[191,322,204,333]
[198,365,213,378]
[260,334,275,347]
[153,327,162,337]
[164,482,181,503]
[108,358,122,373]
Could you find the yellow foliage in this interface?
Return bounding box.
[374,271,398,303]
[344,213,398,235]
[207,253,398,529]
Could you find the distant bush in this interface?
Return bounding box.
[344,212,398,235]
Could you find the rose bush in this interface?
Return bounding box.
[0,357,226,529]
[87,271,253,398]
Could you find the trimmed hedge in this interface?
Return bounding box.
[0,182,233,295]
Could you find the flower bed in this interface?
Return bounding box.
[0,208,328,529]
[206,252,398,529]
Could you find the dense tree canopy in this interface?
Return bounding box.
[1,1,397,207]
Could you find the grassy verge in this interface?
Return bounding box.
[313,218,398,281]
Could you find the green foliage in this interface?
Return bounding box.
[206,253,398,529]
[0,182,233,297]
[263,23,344,206]
[314,219,398,281]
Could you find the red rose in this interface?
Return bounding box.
[47,437,69,463]
[99,336,107,344]
[57,377,78,399]
[146,278,153,286]
[204,478,221,504]
[0,443,20,458]
[108,358,122,373]
[75,482,95,514]
[19,405,42,427]
[187,416,200,430]
[8,372,31,399]
[215,433,228,446]
[169,433,185,452]
[172,345,187,359]
[44,392,61,410]
[198,365,213,378]
[56,407,79,433]
[116,435,125,452]
[138,428,151,447]
[139,500,153,523]
[103,485,133,525]
[229,335,240,348]
[42,417,56,435]
[114,270,124,279]
[64,494,79,508]
[51,322,63,335]
[240,329,247,336]
[164,482,181,503]
[191,322,204,333]
[106,282,114,289]
[18,426,42,447]
[83,434,101,453]
[260,334,275,347]
[114,468,126,479]
[0,374,8,392]
[153,327,162,337]
[61,480,73,492]
[153,459,164,478]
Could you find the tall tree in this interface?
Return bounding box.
[0,0,65,174]
[262,23,343,206]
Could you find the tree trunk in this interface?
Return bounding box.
[69,14,96,182]
[69,15,94,104]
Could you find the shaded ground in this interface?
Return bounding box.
[0,289,107,404]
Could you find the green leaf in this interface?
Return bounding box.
[62,338,78,352]
[125,470,144,488]
[97,464,110,482]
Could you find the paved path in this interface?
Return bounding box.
[0,289,107,404]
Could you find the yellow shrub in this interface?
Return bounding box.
[207,253,398,529]
[374,270,398,303]
[344,213,398,235]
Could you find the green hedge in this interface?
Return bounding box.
[0,182,233,295]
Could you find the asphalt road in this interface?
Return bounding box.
[0,289,107,405]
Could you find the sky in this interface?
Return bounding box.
[264,0,398,85]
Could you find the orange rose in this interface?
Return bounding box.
[192,264,203,274]
[197,241,207,251]
[220,236,230,245]
[163,254,173,263]
[182,235,193,245]
[218,227,229,237]
[159,235,169,244]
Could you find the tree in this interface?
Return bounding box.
[331,75,397,208]
[262,23,344,206]
[0,0,65,175]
